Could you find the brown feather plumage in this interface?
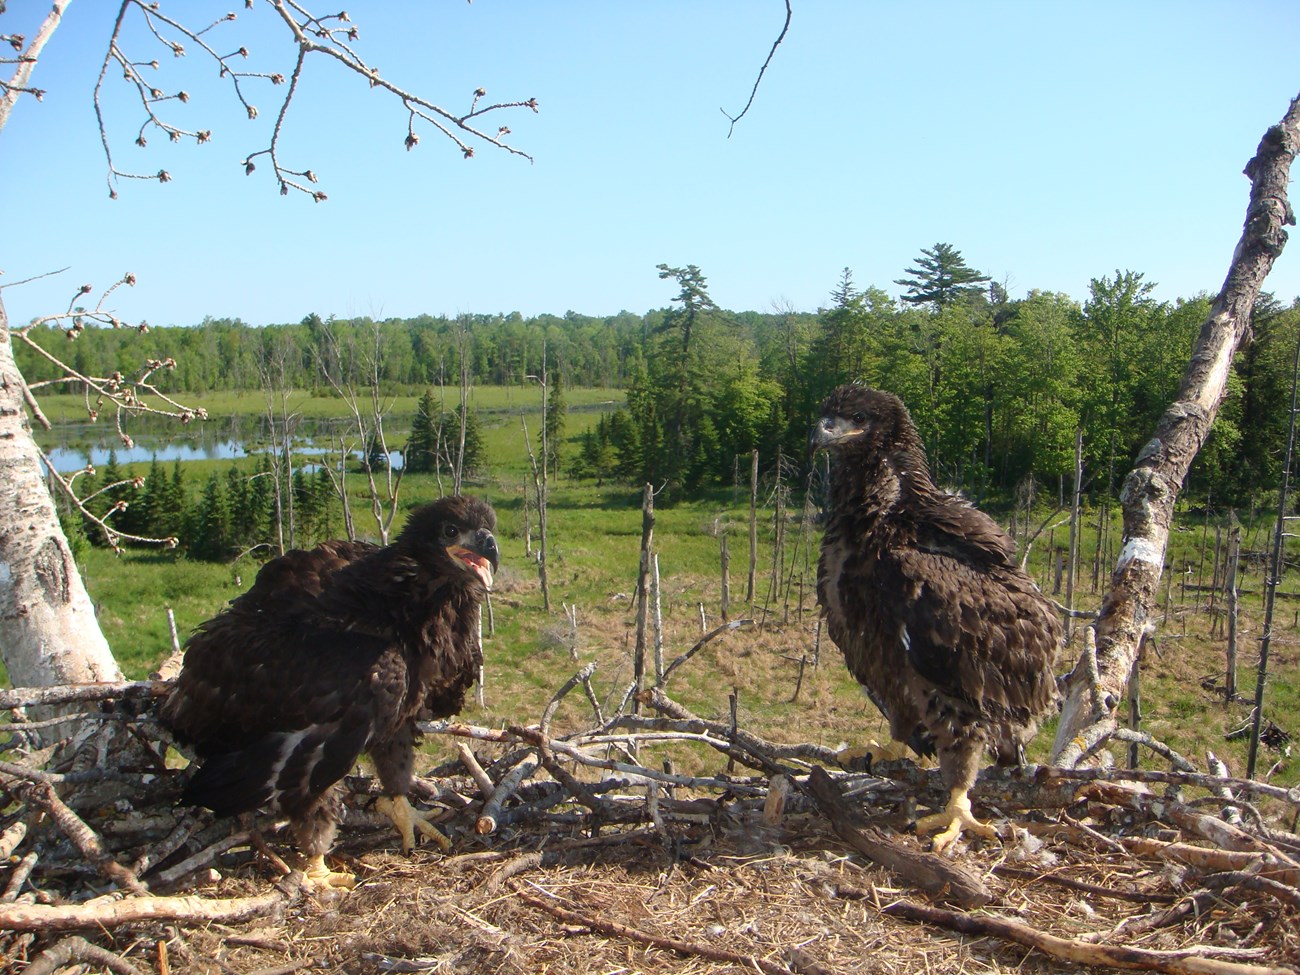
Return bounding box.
[160,496,498,865]
[813,386,1060,846]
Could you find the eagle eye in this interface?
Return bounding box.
[851,411,867,424]
[440,522,459,542]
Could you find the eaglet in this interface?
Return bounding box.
[812,386,1061,851]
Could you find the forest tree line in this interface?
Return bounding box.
[20,246,1300,509]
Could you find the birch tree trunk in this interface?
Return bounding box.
[0,297,123,695]
[1052,92,1300,761]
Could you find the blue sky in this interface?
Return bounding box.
[4,2,1299,330]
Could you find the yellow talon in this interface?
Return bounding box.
[375,794,450,853]
[915,788,998,852]
[299,854,357,890]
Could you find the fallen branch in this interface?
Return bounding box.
[508,725,614,820]
[476,756,538,835]
[455,742,494,800]
[873,896,1295,975]
[992,864,1178,904]
[803,766,992,909]
[0,886,295,933]
[540,661,597,738]
[1082,781,1300,865]
[0,681,165,710]
[145,828,253,893]
[25,936,148,975]
[1121,836,1300,889]
[639,685,840,771]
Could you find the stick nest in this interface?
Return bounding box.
[1,674,1298,975]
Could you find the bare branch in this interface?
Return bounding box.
[90,2,539,198]
[0,0,65,133]
[721,0,791,138]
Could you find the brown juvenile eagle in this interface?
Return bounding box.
[812,386,1060,851]
[161,496,499,887]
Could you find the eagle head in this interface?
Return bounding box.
[398,496,500,590]
[811,385,913,456]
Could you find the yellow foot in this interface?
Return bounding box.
[375,794,450,854]
[914,788,998,853]
[299,854,357,890]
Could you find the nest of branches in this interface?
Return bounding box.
[1,661,1299,975]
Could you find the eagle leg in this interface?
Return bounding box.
[375,794,450,854]
[299,854,358,890]
[914,786,997,852]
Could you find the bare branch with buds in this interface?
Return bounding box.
[90,1,538,201]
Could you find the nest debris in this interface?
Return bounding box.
[0,670,1298,975]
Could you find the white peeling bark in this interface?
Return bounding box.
[0,297,123,699]
[1052,93,1300,763]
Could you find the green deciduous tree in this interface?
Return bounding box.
[994,291,1085,487]
[1078,270,1159,493]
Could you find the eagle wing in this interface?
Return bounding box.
[163,538,381,750]
[909,492,1017,568]
[171,626,409,817]
[889,538,1060,722]
[163,537,406,817]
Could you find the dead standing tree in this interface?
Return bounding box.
[1053,92,1300,763]
[311,318,406,544]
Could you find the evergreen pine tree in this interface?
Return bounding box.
[894,242,991,308]
[188,472,231,561]
[292,468,318,541]
[135,456,165,537]
[543,369,567,478]
[76,466,102,544]
[405,389,440,473]
[607,408,642,483]
[226,463,256,551]
[447,405,484,478]
[362,435,390,474]
[314,466,336,539]
[160,460,187,540]
[99,449,125,522]
[247,453,275,547]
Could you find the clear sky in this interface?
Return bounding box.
[4,2,1299,330]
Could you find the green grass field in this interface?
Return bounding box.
[33,385,625,426]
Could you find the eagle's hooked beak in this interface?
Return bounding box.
[810,415,865,451]
[448,528,499,590]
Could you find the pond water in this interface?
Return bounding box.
[38,419,404,473]
[45,440,249,472]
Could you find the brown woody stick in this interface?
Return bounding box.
[874,897,1295,975]
[25,936,148,975]
[1083,781,1300,865]
[991,864,1177,904]
[0,681,165,710]
[803,766,991,909]
[0,887,294,933]
[1121,836,1300,890]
